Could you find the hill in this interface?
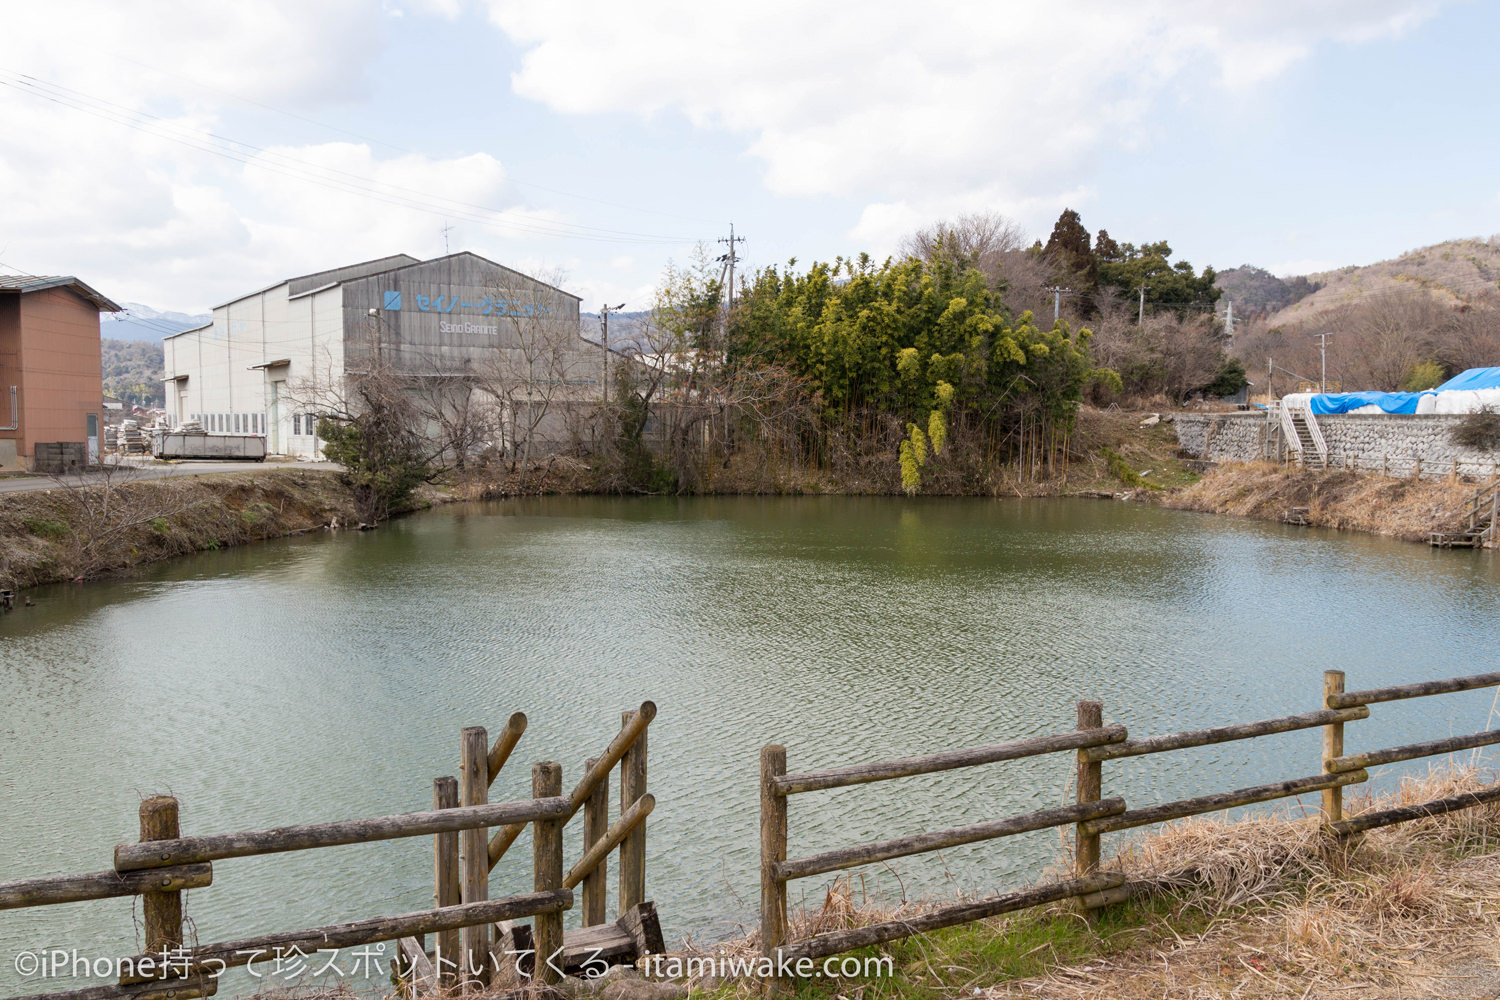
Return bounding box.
[102,303,209,342]
[102,339,165,406]
[1263,237,1500,328]
[1214,266,1319,317]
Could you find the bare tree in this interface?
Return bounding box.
[900,210,1057,316]
[469,277,598,488]
[47,460,209,577]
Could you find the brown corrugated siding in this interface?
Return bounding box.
[12,287,103,457]
[0,294,22,449]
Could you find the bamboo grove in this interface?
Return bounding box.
[719,247,1104,492]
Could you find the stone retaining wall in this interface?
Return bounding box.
[1174,411,1500,479]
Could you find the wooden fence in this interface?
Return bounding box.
[0,704,661,1000]
[760,668,1500,977]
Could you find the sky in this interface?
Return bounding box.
[1,0,1498,316]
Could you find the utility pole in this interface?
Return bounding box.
[1316,333,1332,393]
[717,223,746,311]
[600,302,626,405]
[1044,286,1072,323]
[1137,284,1147,325]
[440,222,454,255]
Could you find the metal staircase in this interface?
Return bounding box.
[1276,401,1329,470]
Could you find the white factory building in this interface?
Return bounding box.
[162,253,598,459]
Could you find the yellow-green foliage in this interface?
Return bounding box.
[907,423,928,467]
[927,409,948,457]
[900,423,930,495]
[899,440,921,495]
[927,380,954,456]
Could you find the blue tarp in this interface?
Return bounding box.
[1308,391,1429,414]
[1434,367,1500,392]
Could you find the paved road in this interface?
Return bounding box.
[0,460,341,495]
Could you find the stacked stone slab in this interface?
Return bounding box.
[1174,412,1500,480]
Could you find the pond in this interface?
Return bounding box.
[2,496,1498,995]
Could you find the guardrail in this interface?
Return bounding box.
[759,668,1500,980]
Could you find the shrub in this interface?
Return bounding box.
[1450,406,1500,450]
[1401,360,1446,392]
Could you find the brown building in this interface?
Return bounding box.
[0,275,122,472]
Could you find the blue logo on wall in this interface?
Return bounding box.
[383,290,402,311]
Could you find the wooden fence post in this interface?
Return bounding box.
[1322,671,1346,827]
[1075,702,1103,917]
[459,727,490,985]
[139,796,183,955]
[582,756,608,927]
[760,745,788,991]
[533,761,565,986]
[432,776,460,989]
[619,709,648,912]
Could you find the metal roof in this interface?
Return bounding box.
[0,275,122,312]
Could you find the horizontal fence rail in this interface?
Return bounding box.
[1083,708,1368,762]
[1082,772,1368,836]
[773,727,1128,795]
[113,797,572,871]
[120,891,573,980]
[777,800,1126,881]
[0,865,212,911]
[1328,783,1500,837]
[781,873,1125,963]
[1326,729,1500,773]
[1328,671,1500,709]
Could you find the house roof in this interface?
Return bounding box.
[0,275,123,312]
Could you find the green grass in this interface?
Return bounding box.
[1101,447,1164,491]
[22,517,70,539]
[707,895,1201,1000]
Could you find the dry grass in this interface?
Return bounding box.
[0,469,372,590]
[1163,462,1478,541]
[991,763,1500,998]
[666,765,1500,1000]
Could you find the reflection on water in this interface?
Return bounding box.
[2,496,1498,995]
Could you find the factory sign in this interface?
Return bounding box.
[382,290,551,317]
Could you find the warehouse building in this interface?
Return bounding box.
[162,253,599,459]
[0,274,122,472]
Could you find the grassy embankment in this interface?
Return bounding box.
[1163,461,1483,543]
[0,469,382,591]
[658,765,1500,1000]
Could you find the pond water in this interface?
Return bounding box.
[2,496,1498,995]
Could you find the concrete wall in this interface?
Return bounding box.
[1176,411,1500,479]
[162,253,596,461]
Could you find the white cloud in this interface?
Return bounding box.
[0,0,578,310]
[486,0,1441,213]
[0,0,383,109]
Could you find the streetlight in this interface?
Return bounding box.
[601,303,626,404]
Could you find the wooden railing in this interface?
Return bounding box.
[759,668,1500,977]
[403,703,659,993]
[0,705,661,1000]
[758,730,1130,978]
